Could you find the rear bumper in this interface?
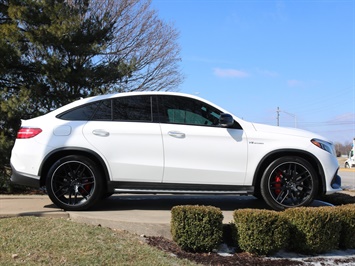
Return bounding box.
[10,164,40,188]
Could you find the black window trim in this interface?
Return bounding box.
[57,94,243,129]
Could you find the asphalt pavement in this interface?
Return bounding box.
[0,169,354,239]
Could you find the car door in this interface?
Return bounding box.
[157,95,248,185]
[83,95,164,182]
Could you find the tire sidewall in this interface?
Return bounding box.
[260,156,318,211]
[46,155,103,211]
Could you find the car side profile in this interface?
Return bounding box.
[10,92,341,211]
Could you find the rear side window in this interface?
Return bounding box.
[92,100,112,120]
[59,95,153,122]
[113,95,152,122]
[58,102,100,121]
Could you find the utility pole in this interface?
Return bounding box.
[277,107,297,127]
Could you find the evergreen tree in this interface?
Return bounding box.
[0,0,182,189]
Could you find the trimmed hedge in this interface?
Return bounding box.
[332,204,355,249]
[233,209,289,255]
[171,205,223,252]
[282,207,341,254]
[171,203,354,255]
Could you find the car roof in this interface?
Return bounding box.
[48,91,223,117]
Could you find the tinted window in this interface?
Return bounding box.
[113,95,152,122]
[92,100,112,120]
[157,96,222,126]
[58,96,153,122]
[58,102,100,121]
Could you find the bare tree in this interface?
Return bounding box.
[334,141,353,156]
[71,0,183,93]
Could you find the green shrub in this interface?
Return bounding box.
[282,207,341,254]
[171,205,223,252]
[332,205,355,249]
[233,209,289,255]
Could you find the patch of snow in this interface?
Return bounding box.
[269,249,355,265]
[215,244,236,257]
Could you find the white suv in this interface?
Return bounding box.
[10,92,341,211]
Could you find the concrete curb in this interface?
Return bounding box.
[0,195,68,219]
[69,212,172,238]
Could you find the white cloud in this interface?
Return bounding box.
[213,68,249,78]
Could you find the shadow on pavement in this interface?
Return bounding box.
[91,194,332,212]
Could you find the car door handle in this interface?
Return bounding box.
[92,129,110,137]
[168,131,186,138]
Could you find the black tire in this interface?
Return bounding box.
[345,162,350,169]
[252,186,262,200]
[46,155,103,211]
[260,156,318,211]
[101,192,114,199]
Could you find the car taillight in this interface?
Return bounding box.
[17,127,42,139]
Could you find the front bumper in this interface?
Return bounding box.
[331,171,341,190]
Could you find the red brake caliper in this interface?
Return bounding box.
[79,179,91,196]
[274,171,282,195]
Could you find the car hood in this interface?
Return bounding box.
[251,122,328,141]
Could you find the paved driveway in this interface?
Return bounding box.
[69,194,336,239]
[1,168,353,239]
[1,194,334,239]
[340,168,355,189]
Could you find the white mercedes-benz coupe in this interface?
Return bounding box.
[10,92,341,211]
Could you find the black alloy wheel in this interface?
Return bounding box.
[260,156,318,211]
[46,155,103,211]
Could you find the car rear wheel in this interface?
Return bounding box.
[345,162,350,168]
[260,156,318,211]
[46,155,103,211]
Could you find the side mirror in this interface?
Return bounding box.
[219,113,234,127]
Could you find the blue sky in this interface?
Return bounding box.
[152,0,355,144]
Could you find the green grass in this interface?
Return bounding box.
[0,217,196,266]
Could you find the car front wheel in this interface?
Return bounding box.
[46,155,103,211]
[260,156,318,211]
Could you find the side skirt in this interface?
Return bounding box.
[107,181,254,195]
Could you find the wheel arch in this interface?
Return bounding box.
[38,147,110,188]
[252,149,326,196]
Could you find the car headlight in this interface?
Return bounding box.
[311,139,336,155]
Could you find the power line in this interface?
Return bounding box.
[276,107,297,127]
